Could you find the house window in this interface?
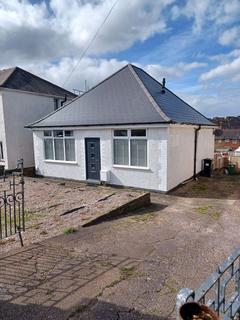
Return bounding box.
[44,130,75,161]
[113,129,147,167]
[0,142,4,160]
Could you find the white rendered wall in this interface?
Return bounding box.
[33,127,169,191]
[196,128,215,173]
[0,92,8,167]
[2,90,56,169]
[167,126,214,191]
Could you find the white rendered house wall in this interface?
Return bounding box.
[33,126,169,191]
[167,126,214,191]
[0,92,8,167]
[2,90,56,169]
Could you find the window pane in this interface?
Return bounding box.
[114,130,127,137]
[54,139,64,160]
[130,139,147,167]
[44,139,54,159]
[114,139,129,165]
[44,130,52,137]
[53,130,63,137]
[131,129,146,137]
[65,130,73,137]
[65,139,75,161]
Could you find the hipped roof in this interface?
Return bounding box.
[27,64,213,128]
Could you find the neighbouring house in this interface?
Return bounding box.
[215,129,240,152]
[0,67,76,170]
[27,64,215,192]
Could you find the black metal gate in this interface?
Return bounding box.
[0,159,24,240]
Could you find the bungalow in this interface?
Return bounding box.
[27,64,215,192]
[0,67,76,170]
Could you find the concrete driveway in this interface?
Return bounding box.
[0,175,240,319]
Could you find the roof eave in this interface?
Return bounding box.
[25,120,173,129]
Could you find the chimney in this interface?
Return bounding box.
[162,78,166,94]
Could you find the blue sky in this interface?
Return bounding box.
[1,0,240,117]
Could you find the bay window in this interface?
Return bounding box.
[113,129,147,167]
[44,130,75,162]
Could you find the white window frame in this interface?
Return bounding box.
[113,129,148,169]
[43,130,76,163]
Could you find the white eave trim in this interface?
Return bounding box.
[31,123,171,131]
[0,87,75,99]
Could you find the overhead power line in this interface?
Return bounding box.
[62,0,119,87]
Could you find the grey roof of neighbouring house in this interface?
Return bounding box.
[215,129,240,140]
[0,67,76,98]
[27,64,214,128]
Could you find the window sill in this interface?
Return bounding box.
[113,165,150,171]
[44,160,78,165]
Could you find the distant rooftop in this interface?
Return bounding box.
[215,129,240,140]
[27,64,214,129]
[0,67,76,98]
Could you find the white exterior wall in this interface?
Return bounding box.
[33,126,169,191]
[1,90,56,169]
[167,126,214,191]
[196,128,215,173]
[0,93,8,167]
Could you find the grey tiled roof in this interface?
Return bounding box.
[27,64,214,128]
[0,67,76,98]
[215,129,240,140]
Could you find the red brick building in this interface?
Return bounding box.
[215,129,240,152]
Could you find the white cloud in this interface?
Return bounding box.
[0,0,174,66]
[181,87,240,117]
[200,56,240,82]
[209,49,240,63]
[144,62,206,81]
[219,26,240,46]
[171,0,240,32]
[24,57,128,92]
[23,57,205,92]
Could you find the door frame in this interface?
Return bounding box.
[85,137,101,181]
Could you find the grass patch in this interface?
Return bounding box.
[63,227,77,235]
[194,206,221,221]
[163,278,179,295]
[119,265,136,279]
[192,184,209,192]
[211,211,220,220]
[46,288,54,296]
[195,205,213,214]
[130,212,156,222]
[74,304,88,313]
[96,260,114,268]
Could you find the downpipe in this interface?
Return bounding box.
[193,125,201,180]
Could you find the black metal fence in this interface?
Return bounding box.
[0,159,24,240]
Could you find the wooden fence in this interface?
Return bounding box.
[213,154,240,172]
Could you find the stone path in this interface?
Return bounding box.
[0,241,167,320]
